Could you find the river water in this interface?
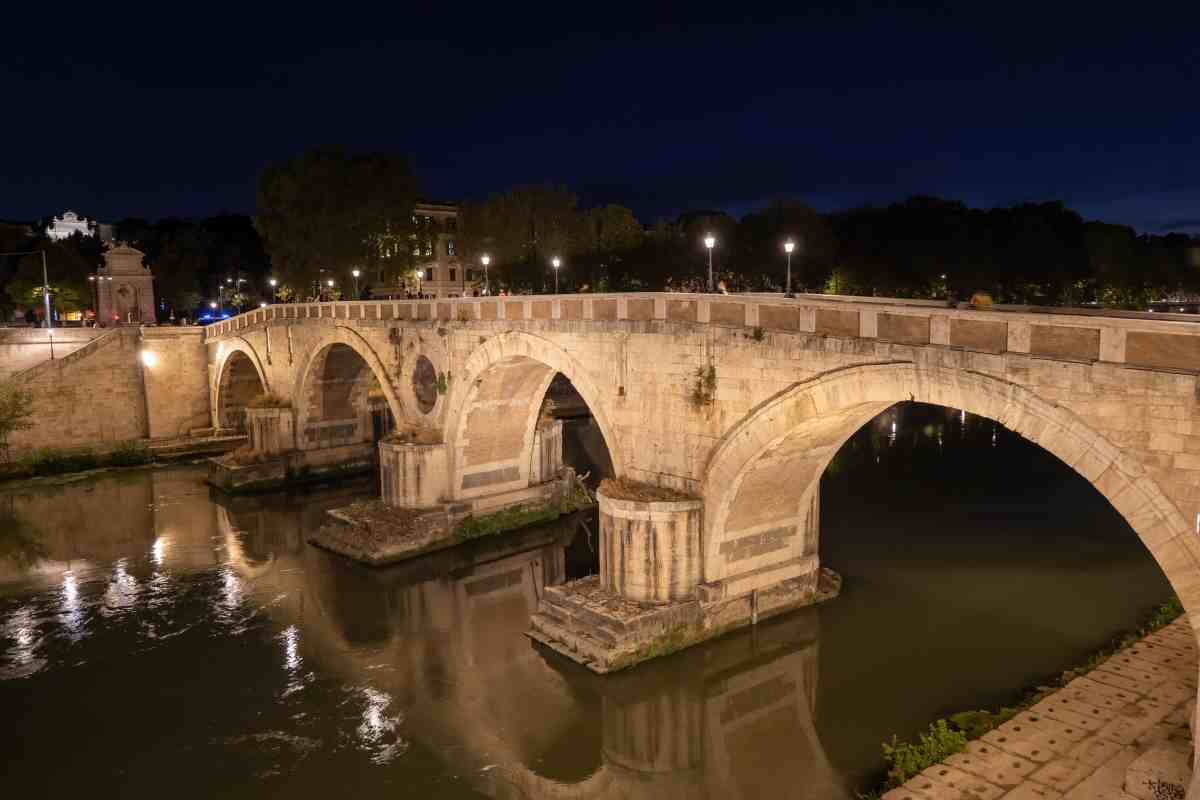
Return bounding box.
[0,404,1174,797]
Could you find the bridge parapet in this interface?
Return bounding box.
[206,292,1200,374]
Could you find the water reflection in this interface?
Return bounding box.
[0,438,1175,798]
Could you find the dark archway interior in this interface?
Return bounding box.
[813,401,1174,790]
[218,352,265,432]
[539,373,614,581]
[307,344,395,443]
[542,373,614,487]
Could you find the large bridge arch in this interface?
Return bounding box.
[212,338,270,431]
[445,331,623,500]
[703,359,1198,623]
[292,326,404,449]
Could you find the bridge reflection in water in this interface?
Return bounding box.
[0,465,848,797]
[215,478,851,800]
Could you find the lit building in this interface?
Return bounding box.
[370,201,481,299]
[97,244,156,325]
[45,211,95,240]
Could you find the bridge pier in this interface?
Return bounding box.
[529,480,839,674]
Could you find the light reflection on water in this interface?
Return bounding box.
[0,407,1180,797]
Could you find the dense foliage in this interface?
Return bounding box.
[4,155,1198,321]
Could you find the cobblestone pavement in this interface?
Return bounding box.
[884,618,1197,800]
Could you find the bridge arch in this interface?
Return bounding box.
[445,331,622,499]
[703,360,1197,622]
[292,326,403,449]
[213,339,270,432]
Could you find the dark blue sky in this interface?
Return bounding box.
[4,3,1199,232]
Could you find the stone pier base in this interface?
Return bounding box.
[527,567,840,674]
[308,470,584,565]
[207,441,376,493]
[529,482,839,673]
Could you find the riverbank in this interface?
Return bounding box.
[0,433,245,486]
[881,616,1196,799]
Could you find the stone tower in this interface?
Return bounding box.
[98,244,155,325]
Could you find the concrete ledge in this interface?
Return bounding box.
[528,567,841,674]
[698,554,819,602]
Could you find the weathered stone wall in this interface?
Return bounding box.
[8,329,147,456]
[142,328,211,438]
[204,295,1200,672]
[5,326,214,457]
[0,328,104,379]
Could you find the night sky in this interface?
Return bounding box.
[4,3,1198,232]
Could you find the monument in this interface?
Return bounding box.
[98,244,156,325]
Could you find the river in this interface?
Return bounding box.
[0,404,1174,797]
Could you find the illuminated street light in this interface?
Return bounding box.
[327,279,334,287]
[481,254,491,294]
[704,234,716,292]
[209,302,218,310]
[351,268,361,298]
[551,256,561,294]
[784,240,796,297]
[268,277,278,303]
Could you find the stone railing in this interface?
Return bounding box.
[205,292,1200,373]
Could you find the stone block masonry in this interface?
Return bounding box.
[205,291,1200,782]
[7,327,213,459]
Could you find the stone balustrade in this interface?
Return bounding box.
[206,292,1200,374]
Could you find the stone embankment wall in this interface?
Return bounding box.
[5,327,211,457]
[0,328,105,379]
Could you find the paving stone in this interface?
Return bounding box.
[999,712,1090,745]
[1065,676,1139,706]
[882,784,934,800]
[1089,665,1161,694]
[983,728,1071,763]
[1094,699,1175,746]
[918,764,1005,799]
[1032,697,1109,732]
[1123,746,1192,800]
[946,740,1037,788]
[1000,782,1063,799]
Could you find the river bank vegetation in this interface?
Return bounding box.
[857,596,1186,798]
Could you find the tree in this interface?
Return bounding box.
[737,200,835,292]
[255,147,419,294]
[458,184,584,292]
[2,233,99,320]
[0,379,34,462]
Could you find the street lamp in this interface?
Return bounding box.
[88,274,98,325]
[783,240,795,297]
[551,256,561,294]
[0,249,52,328]
[351,269,361,299]
[481,254,490,294]
[704,234,716,292]
[268,278,277,303]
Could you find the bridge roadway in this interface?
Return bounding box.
[203,290,1200,791]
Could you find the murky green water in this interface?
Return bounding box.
[0,406,1174,797]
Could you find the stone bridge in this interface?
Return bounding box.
[205,291,1200,772]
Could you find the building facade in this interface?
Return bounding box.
[370,201,482,299]
[98,244,156,324]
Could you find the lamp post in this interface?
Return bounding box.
[0,249,52,328]
[481,254,490,294]
[783,240,795,297]
[704,234,716,292]
[268,278,277,303]
[551,256,561,294]
[351,269,361,299]
[88,274,98,325]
